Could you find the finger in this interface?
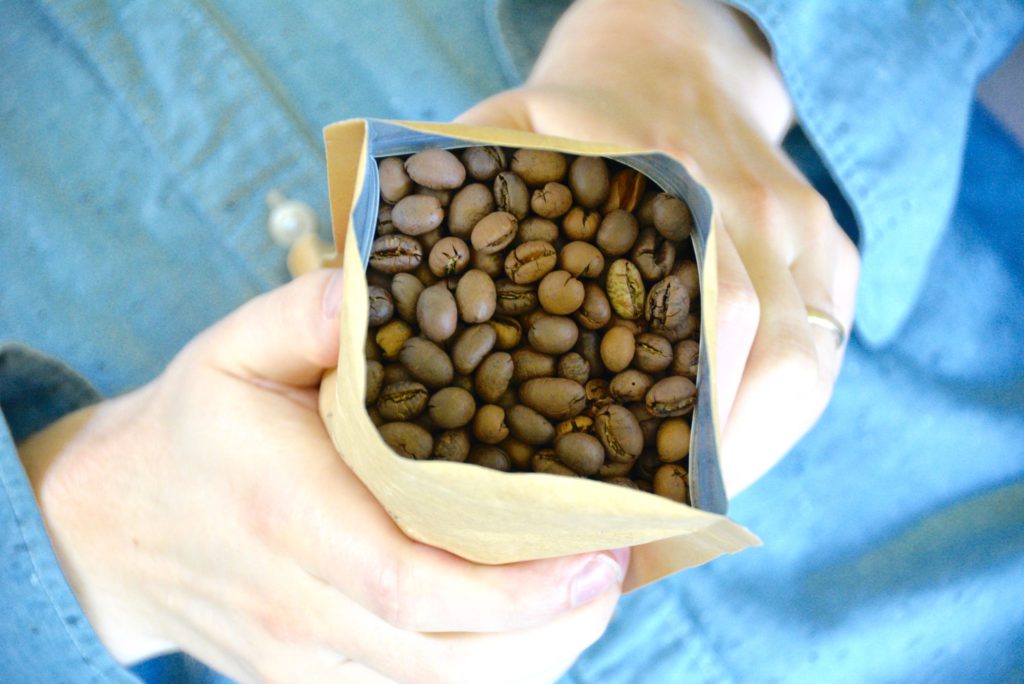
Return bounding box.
[455,91,532,129]
[195,268,343,387]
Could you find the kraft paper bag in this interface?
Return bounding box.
[317,119,759,590]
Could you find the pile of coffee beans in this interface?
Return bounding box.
[363,146,700,504]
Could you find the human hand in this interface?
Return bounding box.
[460,0,859,496]
[18,269,628,684]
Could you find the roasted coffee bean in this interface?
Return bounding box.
[452,324,497,375]
[603,476,639,489]
[594,404,644,463]
[378,381,430,421]
[448,183,494,237]
[600,326,635,373]
[632,228,677,281]
[416,187,452,209]
[568,156,610,209]
[367,285,394,327]
[455,269,497,323]
[636,191,660,227]
[416,284,458,342]
[656,418,690,463]
[413,261,439,287]
[555,415,594,438]
[517,217,560,244]
[390,272,424,323]
[653,463,688,503]
[672,340,700,379]
[451,374,475,393]
[652,193,693,241]
[645,376,697,417]
[555,432,605,476]
[375,319,414,359]
[597,460,634,478]
[469,446,512,471]
[471,211,519,255]
[645,275,690,336]
[562,207,601,241]
[532,450,578,477]
[375,202,396,235]
[528,315,579,355]
[507,404,556,445]
[392,194,444,236]
[493,172,530,219]
[427,236,470,277]
[672,260,700,303]
[365,360,384,405]
[637,409,662,449]
[379,422,433,460]
[559,241,605,279]
[475,352,514,403]
[596,209,640,257]
[530,182,573,219]
[610,369,654,403]
[634,333,673,373]
[399,337,453,388]
[472,404,509,444]
[471,249,505,278]
[434,429,471,461]
[585,379,614,413]
[511,149,567,185]
[576,284,612,331]
[603,168,646,213]
[511,349,557,383]
[370,234,423,273]
[632,449,661,481]
[505,240,558,284]
[494,279,538,316]
[557,352,590,386]
[610,316,644,336]
[378,156,413,203]
[367,406,384,426]
[491,316,523,349]
[519,378,587,420]
[462,146,506,181]
[538,271,585,315]
[500,438,535,470]
[365,335,382,363]
[405,149,466,190]
[382,364,413,386]
[576,330,607,378]
[427,386,477,429]
[605,259,646,320]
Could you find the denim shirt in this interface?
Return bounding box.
[2,1,1023,682]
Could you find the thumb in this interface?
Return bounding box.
[198,268,344,387]
[456,90,533,130]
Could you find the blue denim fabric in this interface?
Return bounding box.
[2,1,1023,682]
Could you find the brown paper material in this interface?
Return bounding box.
[318,119,759,590]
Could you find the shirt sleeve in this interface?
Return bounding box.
[0,343,140,684]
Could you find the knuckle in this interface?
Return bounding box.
[715,277,760,331]
[369,553,416,630]
[254,601,311,645]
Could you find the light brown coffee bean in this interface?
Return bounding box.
[645,275,691,336]
[462,146,506,181]
[568,156,610,209]
[630,404,660,447]
[415,187,452,209]
[500,438,534,470]
[455,269,497,323]
[632,228,677,281]
[530,182,573,219]
[653,463,689,503]
[382,364,413,386]
[507,404,556,445]
[672,260,700,303]
[596,209,640,257]
[610,369,654,403]
[491,316,523,349]
[528,315,579,355]
[471,249,505,278]
[378,422,433,460]
[511,149,567,185]
[511,348,557,382]
[594,404,644,463]
[377,381,430,421]
[517,217,559,244]
[375,319,414,359]
[555,433,605,476]
[434,429,470,462]
[493,171,530,219]
[494,279,538,316]
[452,324,497,375]
[427,387,477,429]
[576,331,607,378]
[447,183,494,237]
[645,376,698,417]
[399,337,453,388]
[365,360,383,405]
[416,284,458,342]
[405,149,466,190]
[412,261,439,287]
[428,236,470,277]
[636,191,659,226]
[469,446,512,471]
[475,352,514,403]
[390,272,424,323]
[505,240,558,284]
[378,156,413,204]
[376,202,396,235]
[600,326,635,373]
[576,284,612,331]
[672,340,700,379]
[365,334,382,363]
[471,211,518,255]
[656,419,691,463]
[532,450,579,477]
[603,476,640,489]
[559,241,605,279]
[367,285,394,327]
[584,379,614,413]
[472,404,509,445]
[605,259,646,320]
[562,207,601,241]
[538,271,585,315]
[392,194,444,235]
[451,374,475,393]
[554,415,594,438]
[519,378,587,420]
[634,333,674,373]
[603,168,646,213]
[597,460,634,478]
[557,352,590,386]
[370,234,423,273]
[652,193,693,241]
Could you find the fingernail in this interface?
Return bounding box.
[322,269,344,319]
[570,551,627,608]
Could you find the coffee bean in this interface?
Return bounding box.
[656,418,690,463]
[375,319,414,359]
[379,422,433,460]
[576,331,607,378]
[452,324,497,375]
[555,432,605,476]
[469,446,512,471]
[603,476,639,489]
[505,240,558,284]
[634,333,673,373]
[495,279,538,316]
[538,271,585,315]
[576,284,612,331]
[473,404,509,445]
[511,349,557,383]
[584,379,614,414]
[532,450,578,477]
[528,315,579,355]
[405,149,466,190]
[416,284,458,343]
[379,156,413,204]
[390,272,424,323]
[382,364,413,386]
[448,183,495,238]
[596,209,640,257]
[672,260,700,303]
[559,241,605,279]
[399,337,453,388]
[644,376,697,417]
[455,269,497,323]
[557,352,590,386]
[507,404,556,445]
[645,275,691,338]
[370,234,423,273]
[632,449,661,481]
[428,236,470,277]
[471,211,519,255]
[491,316,523,350]
[471,249,505,278]
[493,172,530,219]
[610,369,654,403]
[632,228,677,281]
[562,207,601,241]
[597,460,633,478]
[605,259,646,320]
[500,438,535,470]
[392,194,444,235]
[530,182,573,219]
[475,352,514,403]
[378,380,430,421]
[415,187,452,209]
[462,146,506,181]
[518,217,560,244]
[427,386,476,429]
[434,429,470,462]
[511,149,567,185]
[603,168,646,213]
[568,156,610,209]
[600,326,636,373]
[365,360,384,405]
[367,285,394,327]
[653,463,689,503]
[554,415,594,438]
[672,340,700,379]
[594,404,643,463]
[519,378,587,420]
[652,193,693,241]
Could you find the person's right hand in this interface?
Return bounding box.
[18,268,628,684]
